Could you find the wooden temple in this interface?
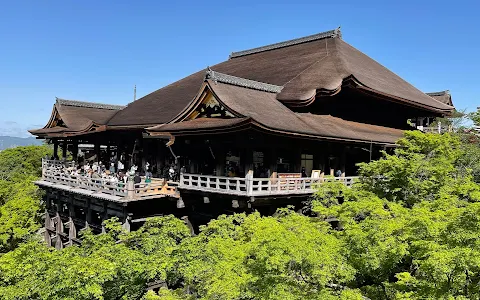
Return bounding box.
[30,28,454,246]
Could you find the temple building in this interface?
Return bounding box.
[30,28,454,247]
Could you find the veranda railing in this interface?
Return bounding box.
[179,173,357,197]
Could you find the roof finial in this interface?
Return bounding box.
[133,85,137,102]
[333,26,342,39]
[205,67,217,83]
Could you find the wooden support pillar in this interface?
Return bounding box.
[215,146,225,176]
[61,141,67,160]
[340,147,347,177]
[72,140,79,162]
[156,140,164,177]
[293,147,302,173]
[53,141,59,159]
[268,147,277,176]
[85,198,92,224]
[68,194,75,218]
[243,148,253,176]
[107,143,111,160]
[94,143,101,163]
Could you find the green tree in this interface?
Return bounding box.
[313,132,480,299]
[175,210,360,300]
[0,216,190,300]
[0,145,51,252]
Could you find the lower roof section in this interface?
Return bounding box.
[147,115,404,145]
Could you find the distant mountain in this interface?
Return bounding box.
[0,136,43,150]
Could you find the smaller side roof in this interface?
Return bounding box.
[426,90,453,107]
[29,98,125,138]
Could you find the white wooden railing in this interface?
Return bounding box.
[179,173,358,196]
[43,169,128,197]
[42,159,75,169]
[41,168,179,200]
[418,124,453,134]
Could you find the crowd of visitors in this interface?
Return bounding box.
[43,155,181,187]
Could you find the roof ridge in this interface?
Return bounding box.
[426,90,450,96]
[56,98,126,110]
[205,68,283,93]
[229,27,341,59]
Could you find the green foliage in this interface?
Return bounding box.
[0,216,190,300]
[357,131,480,207]
[1,134,480,299]
[312,132,480,299]
[468,107,480,127]
[0,145,51,252]
[0,145,50,183]
[175,210,359,299]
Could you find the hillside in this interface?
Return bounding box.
[0,136,43,151]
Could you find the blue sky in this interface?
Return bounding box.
[0,0,478,137]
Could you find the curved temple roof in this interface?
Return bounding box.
[109,28,454,127]
[426,90,453,107]
[148,73,405,145]
[29,98,125,138]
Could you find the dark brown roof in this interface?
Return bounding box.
[148,79,404,145]
[149,117,251,134]
[29,98,124,138]
[426,90,453,106]
[109,28,453,127]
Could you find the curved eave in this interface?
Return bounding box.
[148,118,401,146]
[278,75,455,114]
[29,123,107,139]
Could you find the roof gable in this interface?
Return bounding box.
[30,98,124,138]
[426,90,453,106]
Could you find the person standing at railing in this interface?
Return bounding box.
[145,170,152,184]
[301,167,307,178]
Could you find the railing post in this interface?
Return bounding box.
[127,177,135,199]
[41,159,46,180]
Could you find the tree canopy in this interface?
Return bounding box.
[0,133,479,299]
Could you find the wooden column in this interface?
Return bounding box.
[94,143,101,163]
[106,143,111,162]
[340,146,347,177]
[215,146,226,176]
[243,148,253,176]
[53,141,59,159]
[267,147,277,176]
[293,147,302,173]
[61,141,67,160]
[85,198,92,224]
[72,140,79,162]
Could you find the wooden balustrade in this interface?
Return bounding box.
[180,174,247,195]
[43,169,128,197]
[179,173,357,196]
[41,161,356,199]
[42,159,75,169]
[41,167,179,200]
